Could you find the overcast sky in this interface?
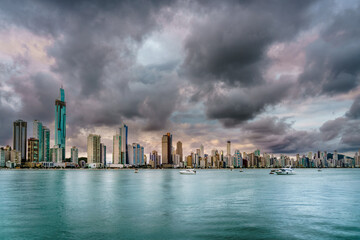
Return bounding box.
[1,0,360,159]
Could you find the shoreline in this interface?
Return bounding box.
[0,167,359,170]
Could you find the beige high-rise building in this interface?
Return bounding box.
[200,144,204,159]
[87,134,101,164]
[176,141,183,162]
[113,134,121,164]
[71,146,78,164]
[227,141,231,156]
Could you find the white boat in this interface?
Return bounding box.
[269,169,277,174]
[179,169,196,175]
[276,167,295,175]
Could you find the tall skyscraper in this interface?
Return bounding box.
[13,119,27,164]
[162,133,172,165]
[27,138,39,162]
[43,127,50,162]
[71,146,78,164]
[55,87,66,161]
[119,123,128,164]
[227,141,231,157]
[113,134,122,164]
[33,120,43,162]
[176,141,183,162]
[100,143,106,166]
[87,134,101,164]
[200,144,204,160]
[132,143,144,166]
[113,123,128,165]
[0,147,6,167]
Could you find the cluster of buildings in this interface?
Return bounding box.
[0,88,71,168]
[180,146,360,169]
[1,87,360,169]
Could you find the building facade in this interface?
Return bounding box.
[113,134,122,164]
[100,143,106,166]
[0,147,5,167]
[162,133,172,165]
[27,138,39,162]
[119,123,128,164]
[43,127,50,162]
[87,134,101,164]
[55,87,66,161]
[176,141,183,163]
[33,120,43,162]
[13,119,27,164]
[71,146,78,164]
[150,150,161,168]
[132,143,144,166]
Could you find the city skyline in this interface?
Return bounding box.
[1,1,360,159]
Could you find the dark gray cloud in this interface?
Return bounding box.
[319,117,346,141]
[346,96,360,119]
[241,112,360,154]
[298,5,360,96]
[181,0,316,126]
[10,73,59,122]
[240,117,321,153]
[183,0,314,88]
[206,81,293,126]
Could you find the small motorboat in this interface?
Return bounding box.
[318,168,322,172]
[134,169,139,173]
[179,169,196,175]
[239,168,244,172]
[276,167,295,175]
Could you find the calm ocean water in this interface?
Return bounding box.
[0,169,359,240]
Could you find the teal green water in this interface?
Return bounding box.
[0,169,359,240]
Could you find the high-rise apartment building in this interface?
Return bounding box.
[100,143,106,166]
[176,141,183,162]
[119,123,128,164]
[27,138,39,162]
[162,133,172,165]
[113,135,122,164]
[227,141,231,157]
[50,145,63,163]
[13,119,27,164]
[43,127,50,162]
[87,134,101,164]
[55,87,66,161]
[113,123,128,165]
[0,147,5,167]
[33,120,43,161]
[71,146,78,164]
[200,144,204,160]
[132,143,144,166]
[150,150,161,168]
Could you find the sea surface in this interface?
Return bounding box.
[0,169,359,240]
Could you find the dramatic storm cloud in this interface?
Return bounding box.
[1,0,360,158]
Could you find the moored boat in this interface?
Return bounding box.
[179,169,196,175]
[275,167,295,175]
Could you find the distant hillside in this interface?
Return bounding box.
[327,153,354,160]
